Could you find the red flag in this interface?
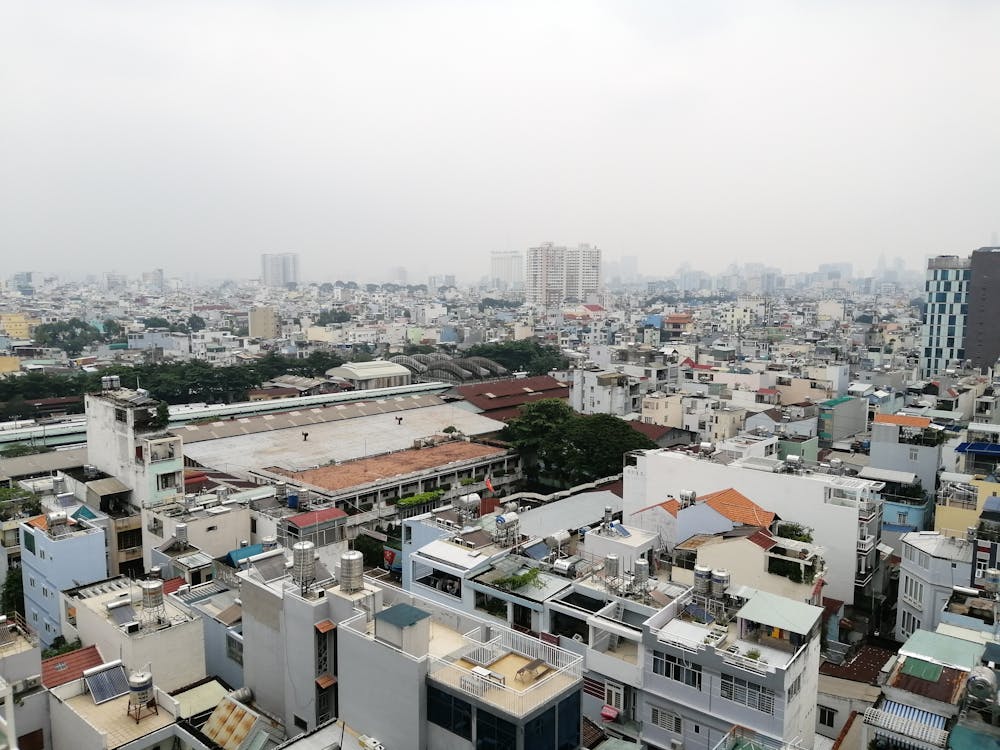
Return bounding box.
[485,477,495,494]
[383,549,396,567]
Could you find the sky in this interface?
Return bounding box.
[3,1,999,283]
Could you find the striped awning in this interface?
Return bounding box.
[864,701,948,747]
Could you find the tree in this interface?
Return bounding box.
[1,568,23,616]
[317,309,352,325]
[187,314,206,332]
[32,318,103,356]
[502,400,656,484]
[142,316,171,329]
[465,340,567,376]
[103,319,123,339]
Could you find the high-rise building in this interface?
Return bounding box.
[525,242,601,306]
[966,247,1000,371]
[920,255,970,378]
[249,305,281,339]
[489,250,523,290]
[260,252,300,287]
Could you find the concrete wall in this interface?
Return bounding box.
[239,578,286,723]
[338,624,428,750]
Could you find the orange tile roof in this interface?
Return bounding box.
[699,488,776,528]
[42,644,104,688]
[874,413,931,428]
[631,497,680,517]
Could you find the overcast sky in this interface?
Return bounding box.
[3,1,998,283]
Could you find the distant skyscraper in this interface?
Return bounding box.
[260,253,300,288]
[920,255,970,378]
[965,247,1000,371]
[490,250,523,290]
[525,243,601,306]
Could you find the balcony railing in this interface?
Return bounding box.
[855,567,875,587]
[857,535,875,553]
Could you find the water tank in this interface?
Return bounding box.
[292,541,316,585]
[140,579,164,610]
[274,481,287,501]
[128,671,154,707]
[545,530,571,549]
[967,526,978,543]
[603,506,614,525]
[216,486,230,501]
[985,569,1000,594]
[505,501,519,513]
[239,540,249,549]
[785,454,802,466]
[693,565,712,595]
[46,511,67,529]
[149,566,161,579]
[604,554,620,578]
[829,458,843,469]
[967,666,998,700]
[287,492,299,510]
[711,569,731,598]
[52,476,66,494]
[340,550,364,593]
[262,536,278,551]
[700,442,715,455]
[634,558,649,589]
[175,523,188,547]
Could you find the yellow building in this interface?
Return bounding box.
[935,475,1000,534]
[0,356,19,373]
[0,313,40,339]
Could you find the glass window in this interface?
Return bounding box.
[477,708,516,749]
[652,650,702,689]
[720,673,775,714]
[820,706,836,726]
[525,706,556,750]
[557,691,581,750]
[427,685,471,740]
[22,530,35,555]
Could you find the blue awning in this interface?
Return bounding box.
[881,699,946,729]
[956,442,1000,455]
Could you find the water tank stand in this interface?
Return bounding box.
[127,696,159,724]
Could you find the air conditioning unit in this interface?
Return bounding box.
[670,740,685,750]
[24,676,41,690]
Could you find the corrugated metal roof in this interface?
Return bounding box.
[882,699,946,729]
[735,589,822,635]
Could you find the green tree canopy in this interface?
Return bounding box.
[465,340,567,376]
[187,314,206,332]
[32,318,103,356]
[501,400,656,484]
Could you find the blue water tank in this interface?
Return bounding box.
[287,493,299,509]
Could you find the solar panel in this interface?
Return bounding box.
[110,605,136,626]
[85,665,129,704]
[614,523,631,537]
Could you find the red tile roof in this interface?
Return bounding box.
[162,577,185,595]
[627,420,671,441]
[699,488,776,528]
[42,644,104,688]
[747,529,778,550]
[454,376,570,420]
[632,497,680,517]
[288,507,348,528]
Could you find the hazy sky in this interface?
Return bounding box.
[3,1,999,283]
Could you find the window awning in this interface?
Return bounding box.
[600,705,619,722]
[88,477,130,496]
[315,674,337,689]
[314,619,336,633]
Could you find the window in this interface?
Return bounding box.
[23,530,35,555]
[476,707,515,749]
[909,447,919,462]
[226,633,244,665]
[902,575,924,606]
[787,674,802,701]
[901,610,921,637]
[652,650,703,689]
[605,681,624,710]
[721,674,775,714]
[250,518,257,534]
[650,706,682,733]
[206,525,218,532]
[115,408,127,423]
[156,473,177,491]
[427,685,472,740]
[819,706,837,727]
[557,691,581,750]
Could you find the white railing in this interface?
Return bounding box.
[857,534,876,553]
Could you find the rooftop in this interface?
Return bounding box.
[42,644,104,688]
[60,682,175,748]
[180,401,505,475]
[277,441,506,492]
[699,487,776,527]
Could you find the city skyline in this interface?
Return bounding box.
[3,2,999,281]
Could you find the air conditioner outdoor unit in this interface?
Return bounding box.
[670,740,685,750]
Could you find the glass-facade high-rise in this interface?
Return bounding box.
[920,255,970,378]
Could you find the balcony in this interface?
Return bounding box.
[855,567,875,587]
[857,535,875,553]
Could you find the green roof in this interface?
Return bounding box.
[736,590,823,635]
[900,629,985,671]
[901,657,943,682]
[821,396,854,408]
[949,723,1000,750]
[72,506,98,521]
[374,603,430,629]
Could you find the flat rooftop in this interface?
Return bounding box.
[64,690,174,748]
[181,402,506,475]
[279,441,506,491]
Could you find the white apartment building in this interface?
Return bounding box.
[490,250,524,290]
[894,530,972,642]
[624,450,887,605]
[260,252,300,287]
[526,243,601,307]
